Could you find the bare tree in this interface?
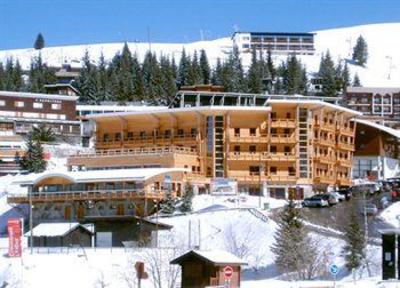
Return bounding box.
[142,246,182,288]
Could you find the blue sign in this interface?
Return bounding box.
[329,264,339,276]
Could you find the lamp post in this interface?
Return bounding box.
[29,187,33,254]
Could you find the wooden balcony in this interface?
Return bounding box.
[270,134,296,144]
[314,155,335,165]
[338,127,355,137]
[336,142,355,151]
[230,135,269,143]
[336,158,353,168]
[314,176,336,185]
[320,123,336,132]
[314,138,336,148]
[229,174,269,183]
[7,189,170,204]
[337,178,352,187]
[173,133,198,144]
[271,119,296,128]
[0,148,23,158]
[267,175,297,183]
[269,153,296,161]
[69,146,198,159]
[227,152,269,161]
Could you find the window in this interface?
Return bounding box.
[164,129,171,138]
[288,167,296,176]
[51,103,61,110]
[127,132,133,140]
[284,128,290,135]
[270,166,277,174]
[0,100,5,106]
[191,128,197,135]
[103,134,110,142]
[270,146,277,153]
[286,112,291,119]
[249,128,256,136]
[15,101,24,107]
[178,129,184,135]
[140,131,146,139]
[115,132,121,141]
[249,166,260,176]
[284,146,291,154]
[249,145,256,153]
[234,145,240,153]
[33,102,43,109]
[271,112,276,119]
[234,128,240,136]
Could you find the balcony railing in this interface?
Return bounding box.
[269,152,296,161]
[314,155,335,164]
[338,127,355,136]
[336,158,352,167]
[97,133,197,147]
[271,119,296,128]
[270,134,296,143]
[314,138,336,147]
[7,189,170,204]
[336,142,354,151]
[227,152,269,161]
[314,176,336,185]
[230,135,269,143]
[267,175,297,182]
[69,146,198,159]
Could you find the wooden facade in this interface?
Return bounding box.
[67,93,360,197]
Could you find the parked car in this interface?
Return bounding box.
[337,189,352,201]
[302,195,330,208]
[364,203,379,216]
[329,192,345,202]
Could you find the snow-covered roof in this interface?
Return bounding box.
[44,83,79,94]
[347,87,400,94]
[355,118,400,139]
[13,167,189,185]
[77,104,167,112]
[0,90,78,101]
[170,249,247,265]
[25,222,93,237]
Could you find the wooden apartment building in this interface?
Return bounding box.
[67,91,361,199]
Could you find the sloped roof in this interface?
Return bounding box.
[355,118,400,139]
[170,249,247,266]
[25,222,93,237]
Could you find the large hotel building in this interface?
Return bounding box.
[67,91,360,199]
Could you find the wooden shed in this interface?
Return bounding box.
[26,222,93,247]
[170,250,247,288]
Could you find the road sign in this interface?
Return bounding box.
[329,264,339,276]
[223,265,233,279]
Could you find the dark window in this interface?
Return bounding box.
[178,129,184,135]
[250,128,256,136]
[271,128,277,134]
[140,131,146,139]
[284,146,291,153]
[103,134,110,142]
[115,132,121,141]
[127,132,133,139]
[270,167,277,174]
[270,146,277,153]
[271,112,276,119]
[249,145,256,153]
[234,145,240,153]
[286,112,291,119]
[191,128,197,135]
[234,128,240,136]
[249,166,260,175]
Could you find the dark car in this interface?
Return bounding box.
[337,188,352,201]
[302,194,330,208]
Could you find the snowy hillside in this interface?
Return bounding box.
[1,23,399,88]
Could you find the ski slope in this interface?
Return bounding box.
[1,22,399,87]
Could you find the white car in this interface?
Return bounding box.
[329,192,345,202]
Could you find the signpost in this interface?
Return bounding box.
[329,264,339,287]
[7,218,22,257]
[223,265,233,287]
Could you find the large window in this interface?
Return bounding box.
[15,101,24,107]
[33,102,43,109]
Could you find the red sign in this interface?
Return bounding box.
[7,219,22,257]
[223,265,233,279]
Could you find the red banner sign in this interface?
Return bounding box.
[7,218,22,257]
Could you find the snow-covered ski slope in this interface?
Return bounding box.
[1,22,399,87]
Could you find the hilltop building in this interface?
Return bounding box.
[232,32,315,56]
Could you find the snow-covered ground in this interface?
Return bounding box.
[379,202,400,228]
[1,23,399,87]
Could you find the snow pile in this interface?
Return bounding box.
[379,202,400,228]
[1,23,400,87]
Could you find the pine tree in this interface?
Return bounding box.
[20,133,46,173]
[247,48,263,93]
[34,33,45,50]
[161,193,176,214]
[353,73,361,87]
[199,49,211,84]
[266,47,276,80]
[12,60,23,91]
[177,49,190,88]
[271,200,316,279]
[28,52,56,93]
[341,63,351,92]
[31,124,56,143]
[96,53,111,102]
[0,62,5,90]
[74,50,99,103]
[211,58,223,86]
[281,54,307,95]
[342,208,365,271]
[352,35,368,66]
[180,184,194,213]
[142,51,163,101]
[318,51,337,96]
[159,55,177,105]
[188,50,202,85]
